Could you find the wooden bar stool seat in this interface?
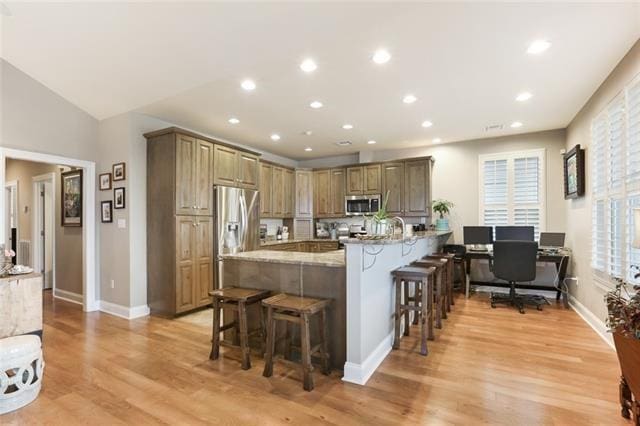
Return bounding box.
[262,293,331,391]
[412,259,447,329]
[209,287,271,370]
[391,266,435,356]
[426,253,456,310]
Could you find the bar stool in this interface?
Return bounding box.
[426,253,456,311]
[443,244,467,294]
[209,287,271,370]
[391,266,435,356]
[262,293,331,391]
[412,258,447,329]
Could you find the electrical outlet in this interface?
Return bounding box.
[110,279,115,289]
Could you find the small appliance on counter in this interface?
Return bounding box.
[349,224,367,238]
[282,225,289,241]
[336,223,350,242]
[259,224,267,240]
[316,221,331,239]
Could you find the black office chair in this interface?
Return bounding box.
[491,240,550,314]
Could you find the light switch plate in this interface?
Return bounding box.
[117,219,126,229]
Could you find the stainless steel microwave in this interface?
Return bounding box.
[345,194,381,216]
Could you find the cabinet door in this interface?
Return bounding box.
[330,168,346,216]
[238,152,259,189]
[295,170,313,218]
[194,139,214,216]
[382,162,404,215]
[314,170,331,217]
[214,145,238,186]
[176,135,196,215]
[195,217,214,307]
[283,169,295,218]
[346,167,364,195]
[272,167,285,217]
[176,216,196,313]
[404,159,431,216]
[364,164,382,194]
[259,162,273,217]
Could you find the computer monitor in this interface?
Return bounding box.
[495,226,535,241]
[539,232,565,248]
[463,226,494,245]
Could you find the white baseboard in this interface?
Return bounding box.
[53,288,83,305]
[98,300,150,320]
[343,332,393,386]
[568,294,614,350]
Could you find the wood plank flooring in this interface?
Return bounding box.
[1,291,628,425]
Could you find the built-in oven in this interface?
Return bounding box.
[345,194,381,216]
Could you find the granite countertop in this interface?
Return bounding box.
[223,249,345,267]
[342,231,452,245]
[0,272,42,282]
[260,238,340,247]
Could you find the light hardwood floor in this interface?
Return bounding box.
[1,291,627,425]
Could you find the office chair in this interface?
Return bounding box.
[490,240,550,314]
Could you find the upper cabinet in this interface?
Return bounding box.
[404,158,432,217]
[283,168,295,217]
[381,162,404,216]
[259,162,273,217]
[330,168,346,216]
[259,161,295,219]
[314,168,346,218]
[213,144,259,190]
[175,134,214,216]
[295,170,313,218]
[347,164,381,195]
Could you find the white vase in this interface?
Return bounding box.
[374,219,388,235]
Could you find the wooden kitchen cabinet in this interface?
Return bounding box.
[259,161,295,219]
[382,162,404,215]
[346,164,381,195]
[283,168,295,217]
[404,158,432,217]
[237,151,259,189]
[213,144,259,189]
[295,170,313,218]
[330,168,346,216]
[272,166,285,217]
[175,134,214,216]
[259,162,273,217]
[314,169,331,217]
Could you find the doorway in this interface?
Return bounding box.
[4,180,18,264]
[33,173,55,290]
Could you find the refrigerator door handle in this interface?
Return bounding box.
[239,192,248,250]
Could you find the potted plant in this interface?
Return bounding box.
[605,278,640,422]
[372,191,391,236]
[432,199,454,231]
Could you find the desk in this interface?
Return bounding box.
[464,251,570,308]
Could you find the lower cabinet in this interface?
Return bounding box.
[265,240,339,253]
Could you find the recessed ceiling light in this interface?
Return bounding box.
[516,92,533,102]
[241,79,256,91]
[403,94,417,104]
[372,49,391,64]
[228,117,240,124]
[310,101,323,109]
[510,121,523,128]
[432,138,442,144]
[270,134,281,141]
[304,147,313,152]
[342,124,354,130]
[300,58,317,73]
[421,120,433,128]
[367,140,377,145]
[527,39,551,55]
[335,141,352,147]
[303,130,313,136]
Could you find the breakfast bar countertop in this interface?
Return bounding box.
[222,249,345,268]
[342,231,452,245]
[260,238,339,247]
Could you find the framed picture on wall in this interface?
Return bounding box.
[101,201,113,223]
[113,162,126,181]
[114,187,125,209]
[61,169,83,227]
[563,144,585,199]
[99,173,112,191]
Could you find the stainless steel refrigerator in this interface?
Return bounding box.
[213,185,260,289]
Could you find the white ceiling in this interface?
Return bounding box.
[2,2,639,160]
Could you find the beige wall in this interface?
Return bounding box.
[565,40,640,323]
[5,159,83,295]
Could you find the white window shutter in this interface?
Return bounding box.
[626,79,640,192]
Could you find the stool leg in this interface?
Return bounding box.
[449,263,456,307]
[420,279,429,356]
[284,322,292,361]
[300,313,314,391]
[435,272,443,329]
[263,306,276,378]
[210,297,221,360]
[233,310,240,346]
[393,276,402,350]
[258,303,266,356]
[403,280,410,336]
[412,281,421,325]
[441,268,448,320]
[320,308,331,375]
[427,278,434,340]
[238,301,251,370]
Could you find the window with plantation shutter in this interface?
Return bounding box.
[591,74,640,284]
[479,149,546,238]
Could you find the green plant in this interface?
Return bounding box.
[432,199,454,219]
[605,278,640,339]
[373,191,390,222]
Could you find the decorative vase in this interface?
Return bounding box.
[435,218,449,231]
[374,219,388,236]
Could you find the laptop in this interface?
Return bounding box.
[539,232,565,251]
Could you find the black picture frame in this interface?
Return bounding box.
[113,162,126,181]
[61,169,83,227]
[101,200,113,223]
[564,144,585,199]
[99,172,112,191]
[114,187,126,209]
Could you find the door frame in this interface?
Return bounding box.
[0,148,98,312]
[32,173,56,293]
[4,180,18,257]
